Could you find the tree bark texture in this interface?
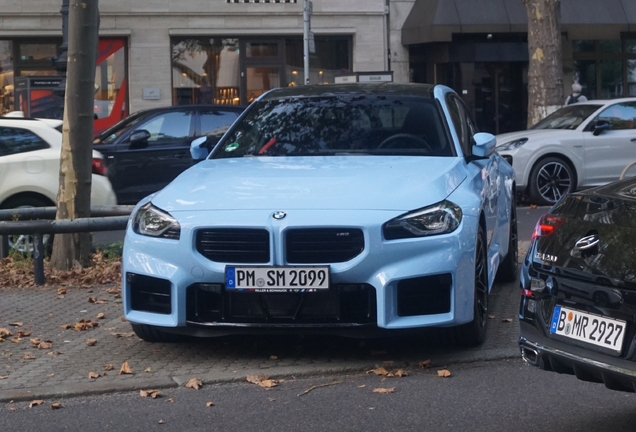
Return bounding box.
[522,0,563,127]
[50,0,100,270]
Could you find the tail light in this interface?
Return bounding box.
[532,214,565,239]
[92,158,107,176]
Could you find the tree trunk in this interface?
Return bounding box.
[522,0,563,128]
[49,0,100,270]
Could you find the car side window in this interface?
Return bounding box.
[200,110,239,138]
[446,95,471,155]
[0,126,49,157]
[598,103,636,130]
[135,111,194,144]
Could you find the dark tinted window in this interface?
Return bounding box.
[200,110,239,138]
[94,111,146,144]
[212,96,453,159]
[138,111,194,144]
[0,127,49,157]
[597,102,636,130]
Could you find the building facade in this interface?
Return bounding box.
[2,0,635,135]
[0,0,389,134]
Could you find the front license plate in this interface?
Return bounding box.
[550,306,626,353]
[225,266,330,292]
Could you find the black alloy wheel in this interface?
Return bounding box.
[529,157,575,206]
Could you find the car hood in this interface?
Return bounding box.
[496,129,578,149]
[151,156,466,212]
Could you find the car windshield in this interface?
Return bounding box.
[93,111,147,144]
[211,95,453,158]
[530,104,603,130]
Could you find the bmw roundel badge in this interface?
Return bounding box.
[272,211,287,220]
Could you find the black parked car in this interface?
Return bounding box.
[519,175,636,392]
[93,105,244,204]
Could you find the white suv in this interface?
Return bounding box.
[0,116,117,251]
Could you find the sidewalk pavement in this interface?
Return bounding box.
[0,241,531,402]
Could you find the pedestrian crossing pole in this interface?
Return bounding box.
[303,0,311,85]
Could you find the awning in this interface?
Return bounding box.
[402,0,636,45]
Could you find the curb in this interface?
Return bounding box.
[0,347,520,403]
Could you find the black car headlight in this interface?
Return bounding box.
[383,200,462,240]
[132,202,181,239]
[496,138,528,151]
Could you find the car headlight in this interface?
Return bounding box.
[496,138,528,151]
[132,202,181,239]
[383,200,462,240]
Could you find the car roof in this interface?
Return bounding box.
[129,104,245,117]
[575,97,636,106]
[259,83,437,101]
[0,116,62,129]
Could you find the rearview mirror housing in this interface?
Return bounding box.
[593,120,610,136]
[471,132,496,158]
[190,136,209,161]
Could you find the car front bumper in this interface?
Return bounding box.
[122,209,481,334]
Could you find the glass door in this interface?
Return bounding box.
[240,39,286,105]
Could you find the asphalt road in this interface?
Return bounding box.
[3,358,635,432]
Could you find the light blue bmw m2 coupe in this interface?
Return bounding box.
[122,83,517,346]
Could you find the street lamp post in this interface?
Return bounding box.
[52,0,69,98]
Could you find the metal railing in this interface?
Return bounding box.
[0,205,134,285]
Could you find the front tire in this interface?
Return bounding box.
[131,323,187,343]
[448,224,489,346]
[528,157,575,206]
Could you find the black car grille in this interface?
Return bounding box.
[186,283,377,325]
[286,228,364,263]
[196,228,270,263]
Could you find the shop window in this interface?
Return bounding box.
[172,38,240,106]
[573,40,595,53]
[18,43,57,61]
[629,60,636,96]
[0,41,14,115]
[285,37,351,86]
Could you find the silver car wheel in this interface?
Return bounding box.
[534,160,573,204]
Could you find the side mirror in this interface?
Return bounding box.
[593,120,610,136]
[190,136,209,161]
[471,132,496,158]
[128,129,150,149]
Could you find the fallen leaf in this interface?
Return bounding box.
[97,313,105,320]
[531,204,537,209]
[268,398,276,402]
[37,341,53,350]
[29,400,44,408]
[166,398,174,403]
[372,387,395,394]
[119,361,132,375]
[140,389,161,399]
[437,369,452,378]
[57,288,67,295]
[106,288,120,294]
[88,372,100,379]
[47,351,63,357]
[111,332,135,338]
[0,375,8,380]
[357,385,366,388]
[501,318,513,323]
[158,420,164,424]
[9,407,16,412]
[145,367,153,373]
[22,353,35,360]
[367,367,390,376]
[488,314,496,319]
[394,369,408,378]
[246,374,278,388]
[418,360,432,369]
[88,297,97,303]
[16,330,31,337]
[269,355,278,360]
[8,322,22,327]
[206,402,214,407]
[120,317,127,322]
[86,339,97,346]
[29,338,41,347]
[185,378,202,390]
[0,328,13,338]
[60,324,72,330]
[103,364,114,371]
[10,337,22,343]
[50,402,62,410]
